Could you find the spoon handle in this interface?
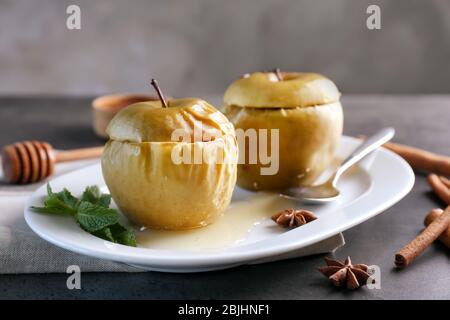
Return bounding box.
[333,127,395,184]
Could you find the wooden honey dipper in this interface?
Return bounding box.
[1,141,103,184]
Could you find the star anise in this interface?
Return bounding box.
[318,256,371,289]
[271,209,317,228]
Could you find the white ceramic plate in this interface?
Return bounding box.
[24,136,414,272]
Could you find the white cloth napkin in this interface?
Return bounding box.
[0,159,345,274]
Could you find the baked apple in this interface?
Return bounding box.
[102,80,238,230]
[223,71,343,190]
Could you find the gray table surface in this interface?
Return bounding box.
[0,95,449,300]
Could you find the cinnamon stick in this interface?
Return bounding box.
[427,174,450,205]
[424,208,450,248]
[395,205,450,268]
[380,142,450,176]
[358,136,450,176]
[440,175,450,189]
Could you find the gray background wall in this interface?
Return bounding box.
[1,0,450,96]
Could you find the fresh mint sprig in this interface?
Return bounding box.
[31,184,136,247]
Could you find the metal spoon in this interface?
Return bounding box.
[280,127,395,203]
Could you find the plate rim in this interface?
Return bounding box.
[24,136,415,269]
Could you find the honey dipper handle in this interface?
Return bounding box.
[54,146,104,163]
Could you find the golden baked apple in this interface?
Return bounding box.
[102,80,238,230]
[223,71,343,190]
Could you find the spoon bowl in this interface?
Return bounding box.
[280,127,395,203]
[282,182,340,203]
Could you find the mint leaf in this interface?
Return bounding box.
[81,186,111,208]
[56,188,80,210]
[47,184,54,196]
[80,185,99,203]
[31,185,79,215]
[97,194,112,208]
[109,224,137,247]
[30,204,74,215]
[92,227,115,242]
[93,224,137,247]
[48,184,79,211]
[76,201,119,232]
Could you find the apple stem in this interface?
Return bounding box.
[150,78,168,108]
[273,68,282,81]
